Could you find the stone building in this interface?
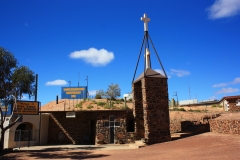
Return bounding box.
[44,110,135,145]
[3,13,171,149]
[132,14,171,144]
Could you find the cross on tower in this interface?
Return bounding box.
[141,13,150,32]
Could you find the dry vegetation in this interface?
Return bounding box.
[41,98,133,111]
[41,98,230,122]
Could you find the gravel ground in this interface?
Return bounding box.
[1,132,240,160]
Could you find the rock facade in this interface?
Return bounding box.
[133,77,171,144]
[132,81,145,140]
[209,119,240,135]
[48,111,135,145]
[226,98,240,112]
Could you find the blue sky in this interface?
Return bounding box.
[1,0,240,105]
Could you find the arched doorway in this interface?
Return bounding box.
[14,122,34,142]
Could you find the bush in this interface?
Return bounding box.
[103,104,110,109]
[120,105,129,110]
[212,104,223,108]
[75,101,83,108]
[170,107,186,111]
[188,109,201,112]
[87,105,94,109]
[95,94,102,99]
[112,105,118,109]
[97,102,106,106]
[179,108,186,111]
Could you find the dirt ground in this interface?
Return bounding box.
[6,99,238,159]
[1,132,240,160]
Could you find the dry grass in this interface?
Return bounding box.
[41,99,133,111]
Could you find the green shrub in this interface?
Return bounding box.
[97,102,106,106]
[103,104,110,109]
[87,105,94,109]
[188,109,201,112]
[120,105,129,110]
[95,94,102,99]
[75,101,83,108]
[212,104,222,108]
[179,108,186,111]
[112,105,118,109]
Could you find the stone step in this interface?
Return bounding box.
[128,140,146,148]
[128,143,140,149]
[171,132,191,138]
[135,140,146,146]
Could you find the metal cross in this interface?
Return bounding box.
[141,13,150,31]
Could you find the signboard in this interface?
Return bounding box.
[61,86,87,99]
[66,112,76,118]
[13,101,39,115]
[0,100,12,115]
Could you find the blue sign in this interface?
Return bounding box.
[0,100,12,115]
[61,86,88,99]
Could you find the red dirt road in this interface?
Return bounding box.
[1,132,240,160]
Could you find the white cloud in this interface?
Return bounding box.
[212,83,228,88]
[212,77,240,87]
[215,87,239,94]
[69,48,114,66]
[209,96,217,100]
[208,0,240,19]
[46,79,67,86]
[88,90,97,95]
[232,77,240,84]
[169,69,190,77]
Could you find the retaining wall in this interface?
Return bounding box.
[209,119,240,135]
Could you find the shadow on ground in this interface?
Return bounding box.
[171,120,210,141]
[0,147,109,160]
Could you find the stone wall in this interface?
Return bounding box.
[170,120,210,134]
[132,81,145,140]
[209,119,240,135]
[229,103,240,112]
[48,111,134,145]
[133,77,171,144]
[142,77,171,144]
[95,111,134,144]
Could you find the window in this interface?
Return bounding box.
[104,116,120,127]
[127,119,135,132]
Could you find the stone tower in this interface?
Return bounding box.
[132,14,171,144]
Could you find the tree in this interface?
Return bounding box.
[95,89,105,99]
[0,47,35,152]
[105,83,121,107]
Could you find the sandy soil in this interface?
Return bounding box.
[40,99,133,111]
[1,132,240,160]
